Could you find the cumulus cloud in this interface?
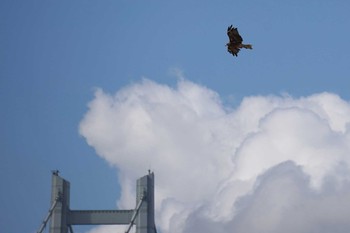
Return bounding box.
[79,78,350,233]
[86,225,129,233]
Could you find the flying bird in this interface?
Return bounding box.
[226,25,252,57]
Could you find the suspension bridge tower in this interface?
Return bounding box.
[37,171,156,233]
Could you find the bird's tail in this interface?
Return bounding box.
[242,44,253,49]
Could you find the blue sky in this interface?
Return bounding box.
[1,1,350,233]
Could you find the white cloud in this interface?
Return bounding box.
[79,78,350,233]
[85,225,128,233]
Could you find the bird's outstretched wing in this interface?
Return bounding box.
[227,25,243,45]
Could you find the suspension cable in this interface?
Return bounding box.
[37,192,62,233]
[125,192,146,233]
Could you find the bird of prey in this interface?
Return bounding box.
[226,25,252,57]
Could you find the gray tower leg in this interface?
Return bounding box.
[136,172,156,233]
[49,172,70,233]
